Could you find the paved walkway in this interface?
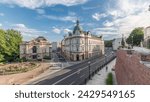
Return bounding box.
[87,59,117,85]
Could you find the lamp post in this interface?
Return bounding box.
[111,51,114,57]
[88,61,91,80]
[105,54,107,64]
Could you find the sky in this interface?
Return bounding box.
[0,0,150,42]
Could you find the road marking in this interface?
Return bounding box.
[52,66,88,85]
[80,74,85,78]
[52,54,114,85]
[70,81,76,85]
[52,58,104,85]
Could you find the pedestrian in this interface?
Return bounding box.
[106,66,108,72]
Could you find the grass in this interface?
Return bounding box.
[105,72,113,85]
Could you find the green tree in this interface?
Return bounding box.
[0,29,7,62]
[0,29,22,62]
[5,29,22,62]
[126,27,144,46]
[104,40,113,47]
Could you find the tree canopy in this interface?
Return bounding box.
[0,29,22,62]
[126,27,144,46]
[104,40,113,47]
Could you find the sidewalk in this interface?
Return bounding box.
[86,59,117,85]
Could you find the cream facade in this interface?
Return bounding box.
[20,36,52,60]
[144,26,150,48]
[61,20,104,61]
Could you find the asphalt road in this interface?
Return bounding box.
[30,52,116,85]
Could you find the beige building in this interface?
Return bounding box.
[61,20,104,61]
[144,26,150,48]
[20,36,52,60]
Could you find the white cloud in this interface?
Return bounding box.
[0,13,4,16]
[106,0,150,37]
[68,12,76,16]
[103,20,114,27]
[82,5,101,10]
[92,13,107,21]
[93,27,117,31]
[63,28,72,33]
[52,27,61,34]
[0,0,88,9]
[36,9,45,14]
[12,24,47,39]
[0,23,2,26]
[92,27,119,40]
[43,15,77,22]
[92,27,118,35]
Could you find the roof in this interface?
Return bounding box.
[35,36,47,41]
[73,20,83,34]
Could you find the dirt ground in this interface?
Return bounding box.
[0,62,51,85]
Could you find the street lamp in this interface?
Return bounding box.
[111,51,114,57]
[88,61,91,80]
[104,54,107,64]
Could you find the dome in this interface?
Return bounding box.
[73,20,83,34]
[35,36,47,42]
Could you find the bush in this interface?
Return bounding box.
[22,57,27,62]
[105,72,113,85]
[43,56,51,60]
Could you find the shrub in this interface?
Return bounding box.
[43,56,51,60]
[22,57,27,62]
[105,72,113,85]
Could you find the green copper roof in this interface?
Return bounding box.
[73,20,83,34]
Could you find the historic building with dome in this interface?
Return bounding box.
[20,36,52,60]
[61,20,104,61]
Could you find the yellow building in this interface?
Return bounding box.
[20,36,52,60]
[61,20,104,61]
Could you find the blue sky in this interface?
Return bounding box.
[0,0,150,42]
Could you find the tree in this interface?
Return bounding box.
[121,36,125,48]
[0,29,7,62]
[0,29,22,62]
[5,29,22,62]
[126,27,144,46]
[104,40,113,47]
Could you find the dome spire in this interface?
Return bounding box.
[73,19,83,34]
[76,19,79,26]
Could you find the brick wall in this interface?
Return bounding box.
[115,50,150,85]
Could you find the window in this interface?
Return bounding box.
[32,46,37,53]
[76,38,79,44]
[82,46,84,51]
[23,48,26,54]
[76,45,79,51]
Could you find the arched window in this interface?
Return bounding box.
[32,46,37,53]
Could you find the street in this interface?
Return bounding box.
[28,51,116,85]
